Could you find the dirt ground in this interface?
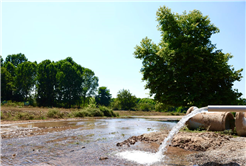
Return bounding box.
[117,131,246,166]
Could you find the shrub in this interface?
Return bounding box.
[47,109,64,118]
[15,112,34,120]
[137,103,152,111]
[111,99,120,110]
[155,102,169,112]
[85,107,103,117]
[0,111,3,119]
[73,110,86,117]
[99,106,117,117]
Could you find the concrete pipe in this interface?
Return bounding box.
[235,112,246,136]
[186,106,235,131]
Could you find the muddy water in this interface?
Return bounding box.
[1,118,194,165]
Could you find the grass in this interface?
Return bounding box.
[1,105,119,121]
[114,110,185,117]
[181,126,239,137]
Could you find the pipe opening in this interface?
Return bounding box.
[225,113,235,130]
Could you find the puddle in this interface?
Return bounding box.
[1,118,193,165]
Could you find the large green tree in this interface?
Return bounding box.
[1,67,14,101]
[5,53,28,67]
[134,6,243,107]
[36,60,58,106]
[15,61,37,101]
[81,68,99,105]
[117,89,137,110]
[95,86,112,106]
[4,62,16,77]
[56,58,83,108]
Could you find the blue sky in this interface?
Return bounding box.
[1,1,245,99]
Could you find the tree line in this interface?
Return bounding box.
[1,53,98,108]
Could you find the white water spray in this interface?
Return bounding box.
[116,107,208,165]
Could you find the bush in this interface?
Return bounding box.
[86,107,103,117]
[155,102,169,112]
[0,111,3,119]
[99,106,117,117]
[73,110,86,117]
[137,103,152,111]
[15,112,34,120]
[111,99,120,110]
[47,109,64,118]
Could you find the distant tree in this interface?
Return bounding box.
[56,58,83,108]
[134,6,243,107]
[5,53,28,67]
[1,67,14,101]
[4,62,16,77]
[95,86,112,106]
[36,60,58,107]
[81,68,99,105]
[1,55,4,66]
[136,98,156,111]
[14,61,37,101]
[117,89,137,110]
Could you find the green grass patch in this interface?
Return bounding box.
[47,109,64,118]
[0,111,4,119]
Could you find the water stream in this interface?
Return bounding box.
[2,118,180,165]
[116,107,208,165]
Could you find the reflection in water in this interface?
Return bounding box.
[1,118,192,165]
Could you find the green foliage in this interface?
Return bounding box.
[56,59,83,108]
[134,6,243,107]
[236,98,246,105]
[135,98,155,111]
[86,107,103,117]
[4,62,16,77]
[111,98,121,110]
[99,106,117,117]
[117,89,137,110]
[15,61,37,101]
[137,98,156,105]
[36,60,58,107]
[95,87,112,106]
[1,55,4,66]
[5,53,28,67]
[0,111,4,119]
[136,103,152,111]
[73,110,86,117]
[1,54,100,108]
[155,102,170,112]
[15,112,34,120]
[81,68,99,106]
[176,106,184,113]
[1,67,14,101]
[47,109,64,118]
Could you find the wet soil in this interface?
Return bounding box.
[118,131,246,166]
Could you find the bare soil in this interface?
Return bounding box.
[117,131,246,166]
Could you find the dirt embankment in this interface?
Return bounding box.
[117,131,246,166]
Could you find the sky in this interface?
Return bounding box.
[1,1,245,99]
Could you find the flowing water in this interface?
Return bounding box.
[116,107,208,165]
[1,118,182,165]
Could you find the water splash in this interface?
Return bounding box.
[156,106,207,157]
[116,106,208,165]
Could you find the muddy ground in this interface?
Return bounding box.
[117,131,246,166]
